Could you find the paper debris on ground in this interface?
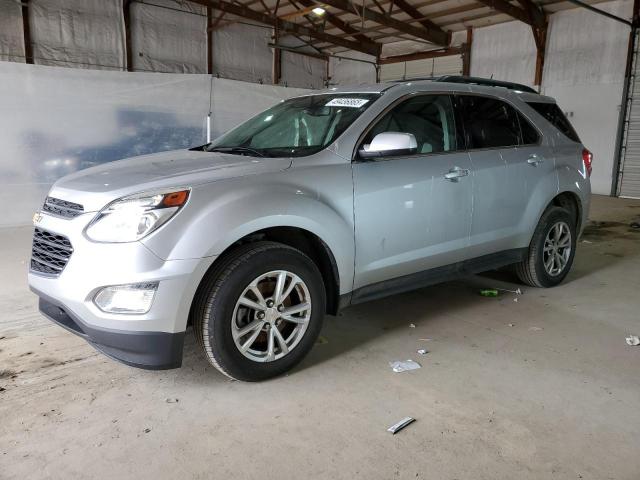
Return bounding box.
[508,323,515,327]
[387,417,415,434]
[389,360,421,373]
[529,326,543,331]
[409,323,416,328]
[626,335,640,346]
[417,349,428,355]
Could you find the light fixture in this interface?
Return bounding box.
[312,6,326,15]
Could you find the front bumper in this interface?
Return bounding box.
[36,292,184,369]
[27,211,215,369]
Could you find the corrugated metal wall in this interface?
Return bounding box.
[618,30,640,198]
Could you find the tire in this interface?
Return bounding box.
[516,206,577,288]
[192,241,326,381]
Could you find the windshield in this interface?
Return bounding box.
[207,93,380,157]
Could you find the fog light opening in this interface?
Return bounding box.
[94,282,158,314]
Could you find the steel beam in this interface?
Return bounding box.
[391,0,448,41]
[22,0,33,64]
[124,0,134,71]
[297,0,378,46]
[474,0,531,25]
[187,0,381,55]
[320,0,449,45]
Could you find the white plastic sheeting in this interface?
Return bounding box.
[281,51,326,89]
[0,0,366,86]
[329,51,377,86]
[470,21,536,87]
[0,0,24,63]
[380,31,467,58]
[380,54,463,81]
[131,0,207,73]
[542,0,633,195]
[468,0,633,194]
[379,31,467,83]
[543,0,631,87]
[542,0,632,195]
[0,62,309,226]
[29,0,125,70]
[211,23,273,83]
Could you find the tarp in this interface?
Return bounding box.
[131,0,207,73]
[0,0,24,63]
[29,0,125,70]
[0,62,309,226]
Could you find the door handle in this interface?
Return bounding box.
[527,154,544,166]
[444,166,470,182]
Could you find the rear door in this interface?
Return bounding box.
[352,94,473,289]
[457,95,553,257]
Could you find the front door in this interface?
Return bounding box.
[352,94,473,290]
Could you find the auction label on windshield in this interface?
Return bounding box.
[325,98,369,108]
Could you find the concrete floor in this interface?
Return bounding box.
[1,194,639,480]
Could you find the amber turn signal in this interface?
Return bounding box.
[162,190,189,207]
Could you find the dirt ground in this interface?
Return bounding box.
[1,195,639,480]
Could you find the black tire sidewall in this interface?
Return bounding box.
[532,208,577,287]
[206,246,325,381]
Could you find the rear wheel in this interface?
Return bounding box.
[192,241,325,381]
[516,206,576,287]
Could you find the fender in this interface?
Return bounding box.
[141,173,355,295]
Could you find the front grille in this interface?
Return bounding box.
[30,228,74,276]
[42,197,84,219]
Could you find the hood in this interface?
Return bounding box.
[48,149,292,212]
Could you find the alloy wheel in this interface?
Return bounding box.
[231,270,312,362]
[543,221,572,276]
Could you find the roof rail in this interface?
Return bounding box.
[435,75,538,94]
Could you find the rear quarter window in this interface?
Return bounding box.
[527,102,581,143]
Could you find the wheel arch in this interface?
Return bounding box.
[549,191,582,229]
[189,226,342,323]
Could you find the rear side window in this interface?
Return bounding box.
[526,102,580,143]
[517,112,540,145]
[457,96,521,149]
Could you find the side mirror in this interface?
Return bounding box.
[358,132,417,159]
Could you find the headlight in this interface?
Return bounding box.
[85,188,190,243]
[94,282,158,314]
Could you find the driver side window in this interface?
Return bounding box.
[362,95,458,156]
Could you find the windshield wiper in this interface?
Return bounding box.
[208,146,266,157]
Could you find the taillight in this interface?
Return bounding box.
[582,149,593,177]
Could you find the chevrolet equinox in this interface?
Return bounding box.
[29,76,592,381]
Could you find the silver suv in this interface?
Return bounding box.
[28,76,592,381]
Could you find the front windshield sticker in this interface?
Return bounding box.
[325,98,370,108]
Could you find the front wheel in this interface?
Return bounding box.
[516,206,577,287]
[192,241,326,381]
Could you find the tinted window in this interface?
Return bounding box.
[458,96,520,149]
[362,95,459,155]
[527,101,580,142]
[518,113,540,145]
